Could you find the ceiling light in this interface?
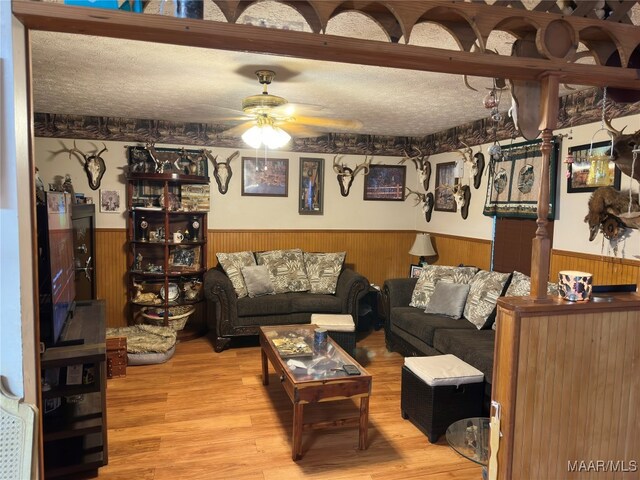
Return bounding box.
[241,116,291,149]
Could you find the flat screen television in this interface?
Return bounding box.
[37,191,76,347]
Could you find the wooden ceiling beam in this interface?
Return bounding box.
[11,0,640,90]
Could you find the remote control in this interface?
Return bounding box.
[343,364,360,375]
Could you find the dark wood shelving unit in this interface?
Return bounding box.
[40,300,107,478]
[126,145,210,339]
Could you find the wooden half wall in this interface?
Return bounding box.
[95,229,492,328]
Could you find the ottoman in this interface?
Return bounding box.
[311,314,356,357]
[401,354,484,443]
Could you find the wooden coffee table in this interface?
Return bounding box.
[259,325,372,460]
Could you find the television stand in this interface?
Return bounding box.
[40,299,107,478]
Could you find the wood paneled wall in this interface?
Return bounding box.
[95,229,128,327]
[94,229,492,327]
[430,233,492,271]
[550,249,640,288]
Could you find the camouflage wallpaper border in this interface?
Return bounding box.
[34,88,640,157]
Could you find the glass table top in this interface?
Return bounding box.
[446,417,490,466]
[261,325,365,382]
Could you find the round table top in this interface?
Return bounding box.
[446,417,490,466]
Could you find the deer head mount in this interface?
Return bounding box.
[472,152,486,189]
[405,187,434,222]
[400,147,431,190]
[603,115,640,183]
[453,184,472,220]
[333,154,372,197]
[454,141,485,190]
[204,150,238,194]
[68,141,107,190]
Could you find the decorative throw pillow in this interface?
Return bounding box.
[505,270,560,297]
[256,249,310,294]
[216,251,256,298]
[241,265,275,298]
[463,270,511,329]
[304,252,346,294]
[410,265,478,309]
[424,282,471,319]
[505,271,530,297]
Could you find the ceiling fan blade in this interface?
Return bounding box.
[220,121,254,137]
[270,102,326,117]
[280,123,326,138]
[210,105,250,118]
[291,115,362,130]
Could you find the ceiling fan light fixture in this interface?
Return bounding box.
[241,121,291,150]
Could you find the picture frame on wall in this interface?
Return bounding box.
[241,157,289,197]
[434,162,457,212]
[409,264,423,278]
[567,141,621,193]
[299,157,323,215]
[363,165,406,201]
[99,189,122,213]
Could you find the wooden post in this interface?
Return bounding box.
[530,74,559,300]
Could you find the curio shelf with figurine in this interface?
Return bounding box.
[125,144,210,340]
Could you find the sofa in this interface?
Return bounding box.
[383,267,552,412]
[204,249,370,352]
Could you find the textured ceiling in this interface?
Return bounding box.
[32,1,635,139]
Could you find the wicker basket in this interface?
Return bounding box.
[141,305,195,331]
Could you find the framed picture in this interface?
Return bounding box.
[434,162,457,212]
[99,189,122,213]
[241,157,288,197]
[410,264,423,278]
[567,141,621,193]
[299,157,323,215]
[168,246,201,272]
[363,164,406,201]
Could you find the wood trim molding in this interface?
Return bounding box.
[552,248,640,267]
[12,0,640,89]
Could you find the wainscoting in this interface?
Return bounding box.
[95,229,492,328]
[94,230,639,329]
[550,249,640,288]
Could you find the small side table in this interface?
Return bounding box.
[358,285,383,331]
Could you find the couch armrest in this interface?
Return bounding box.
[335,268,370,325]
[382,278,417,309]
[203,267,238,338]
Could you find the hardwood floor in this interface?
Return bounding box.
[100,330,482,480]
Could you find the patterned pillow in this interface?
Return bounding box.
[216,251,256,298]
[304,252,346,294]
[410,265,479,309]
[256,249,310,294]
[463,270,511,329]
[505,271,560,297]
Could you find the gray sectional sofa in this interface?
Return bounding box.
[383,268,513,413]
[204,262,369,352]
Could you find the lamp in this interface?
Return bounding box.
[409,233,436,265]
[241,115,291,149]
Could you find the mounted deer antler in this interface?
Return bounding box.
[453,184,472,220]
[68,141,107,190]
[333,154,372,197]
[603,114,640,183]
[400,147,431,190]
[204,150,237,194]
[405,187,434,222]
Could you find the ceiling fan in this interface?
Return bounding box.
[220,70,362,149]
